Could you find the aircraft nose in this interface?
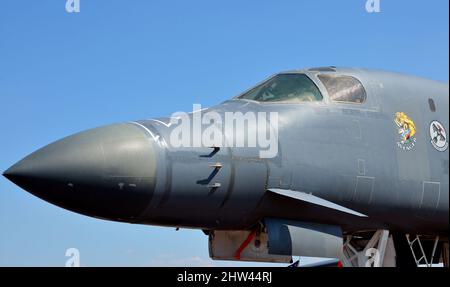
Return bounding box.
[3,123,157,222]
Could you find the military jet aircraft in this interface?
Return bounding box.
[3,67,449,267]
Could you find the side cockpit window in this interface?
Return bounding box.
[238,74,323,103]
[318,74,367,104]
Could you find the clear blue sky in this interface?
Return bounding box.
[0,0,448,266]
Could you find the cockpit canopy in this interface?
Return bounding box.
[237,73,323,103]
[237,72,367,104]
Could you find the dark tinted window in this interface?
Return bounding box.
[238,74,323,103]
[318,74,367,103]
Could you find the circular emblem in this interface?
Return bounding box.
[429,121,448,152]
[394,112,416,151]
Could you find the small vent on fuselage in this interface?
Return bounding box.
[428,98,436,112]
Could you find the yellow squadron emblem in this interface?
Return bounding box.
[394,112,416,150]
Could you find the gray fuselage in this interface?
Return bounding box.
[4,67,449,236]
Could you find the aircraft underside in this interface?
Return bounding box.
[207,223,449,267]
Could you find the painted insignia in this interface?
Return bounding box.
[429,121,448,152]
[394,112,416,151]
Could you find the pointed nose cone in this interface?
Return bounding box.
[3,123,157,222]
[3,166,18,181]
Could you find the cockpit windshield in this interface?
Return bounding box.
[237,73,323,103]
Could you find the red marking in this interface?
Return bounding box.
[337,261,343,268]
[234,230,256,260]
